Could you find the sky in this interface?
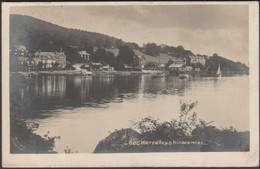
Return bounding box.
[10,4,249,64]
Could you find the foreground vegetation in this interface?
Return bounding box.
[10,102,59,153]
[94,101,249,153]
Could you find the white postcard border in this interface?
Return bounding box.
[2,1,259,167]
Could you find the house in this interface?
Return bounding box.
[78,51,90,61]
[185,66,193,71]
[26,58,39,71]
[123,64,135,71]
[168,64,193,72]
[34,51,67,68]
[102,64,114,71]
[33,58,42,65]
[14,45,27,51]
[17,56,29,66]
[195,68,201,71]
[17,57,38,71]
[91,62,102,70]
[189,55,206,66]
[82,63,91,71]
[168,64,185,71]
[158,64,166,70]
[137,55,146,69]
[13,45,28,56]
[173,58,186,65]
[12,45,29,59]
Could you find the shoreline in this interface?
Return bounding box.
[10,70,249,77]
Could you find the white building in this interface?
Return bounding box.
[168,64,193,72]
[78,51,90,60]
[34,51,67,68]
[102,64,114,71]
[13,45,28,56]
[168,64,184,71]
[189,55,206,66]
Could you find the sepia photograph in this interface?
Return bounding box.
[2,1,259,167]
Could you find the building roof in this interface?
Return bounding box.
[15,45,27,51]
[92,62,102,66]
[168,64,184,68]
[33,58,42,62]
[190,55,205,58]
[134,50,172,64]
[17,56,29,61]
[102,65,110,68]
[34,51,66,59]
[159,64,166,67]
[78,51,90,56]
[124,64,133,69]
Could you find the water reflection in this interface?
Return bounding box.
[140,75,191,98]
[10,74,225,119]
[10,74,143,119]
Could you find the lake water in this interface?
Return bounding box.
[10,74,249,153]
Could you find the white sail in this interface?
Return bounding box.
[216,63,222,77]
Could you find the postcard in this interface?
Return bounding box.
[2,1,259,167]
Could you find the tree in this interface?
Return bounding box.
[144,62,158,70]
[131,43,139,50]
[213,53,219,58]
[117,45,136,66]
[91,48,106,64]
[65,63,76,70]
[54,62,59,69]
[174,46,185,58]
[43,62,47,69]
[105,52,116,66]
[104,39,113,48]
[115,39,123,48]
[37,61,43,70]
[165,59,174,68]
[95,38,104,48]
[144,43,160,56]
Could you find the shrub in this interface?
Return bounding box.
[129,100,246,150]
[10,101,60,153]
[130,101,199,141]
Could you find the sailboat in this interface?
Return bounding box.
[216,62,222,78]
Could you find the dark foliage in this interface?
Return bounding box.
[114,45,139,70]
[144,62,158,70]
[10,15,121,52]
[206,53,249,73]
[94,101,249,153]
[10,101,59,153]
[144,43,161,56]
[91,49,116,66]
[143,43,195,58]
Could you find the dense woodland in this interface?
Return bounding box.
[10,14,248,72]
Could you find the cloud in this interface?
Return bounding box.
[83,5,248,30]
